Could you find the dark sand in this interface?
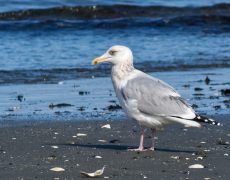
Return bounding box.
[0,115,229,180]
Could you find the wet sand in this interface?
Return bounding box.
[0,114,229,179]
[1,68,229,122]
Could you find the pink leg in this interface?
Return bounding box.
[149,128,156,151]
[128,128,145,152]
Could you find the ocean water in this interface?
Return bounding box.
[0,0,229,120]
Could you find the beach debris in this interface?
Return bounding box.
[193,93,205,96]
[79,91,90,95]
[183,84,190,88]
[8,106,20,111]
[224,153,229,156]
[191,104,198,109]
[50,167,65,172]
[77,133,87,137]
[109,139,120,143]
[47,155,56,160]
[107,104,122,111]
[70,141,75,144]
[54,132,59,135]
[200,141,206,144]
[194,87,203,91]
[217,138,229,145]
[204,178,211,180]
[72,135,77,138]
[104,176,109,179]
[221,89,230,96]
[141,173,147,179]
[51,146,59,149]
[78,106,85,111]
[189,164,204,169]
[101,124,111,129]
[49,103,74,109]
[58,81,64,85]
[195,156,203,160]
[12,137,16,140]
[170,156,180,160]
[213,105,221,110]
[205,76,210,85]
[17,94,25,102]
[80,165,106,178]
[95,155,102,159]
[98,139,107,143]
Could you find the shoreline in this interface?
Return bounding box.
[1,67,229,122]
[0,114,229,179]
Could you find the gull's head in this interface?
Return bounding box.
[92,45,133,66]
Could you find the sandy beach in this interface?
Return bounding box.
[0,114,229,179]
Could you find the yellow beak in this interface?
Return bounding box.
[91,56,108,65]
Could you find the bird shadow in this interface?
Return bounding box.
[58,143,197,154]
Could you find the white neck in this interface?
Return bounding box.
[111,63,134,90]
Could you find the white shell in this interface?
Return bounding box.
[170,156,179,160]
[189,164,204,169]
[95,156,102,159]
[80,166,106,178]
[101,124,111,129]
[50,167,65,172]
[77,133,87,137]
[98,139,107,143]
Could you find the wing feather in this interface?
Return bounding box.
[121,73,195,119]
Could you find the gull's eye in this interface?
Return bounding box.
[109,50,117,56]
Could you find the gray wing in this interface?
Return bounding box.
[121,73,194,118]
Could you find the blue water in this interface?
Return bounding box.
[1,0,230,12]
[0,0,230,73]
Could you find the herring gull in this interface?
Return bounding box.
[92,45,220,151]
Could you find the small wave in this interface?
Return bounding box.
[0,3,230,30]
[0,63,229,85]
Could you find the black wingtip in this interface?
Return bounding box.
[193,114,221,126]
